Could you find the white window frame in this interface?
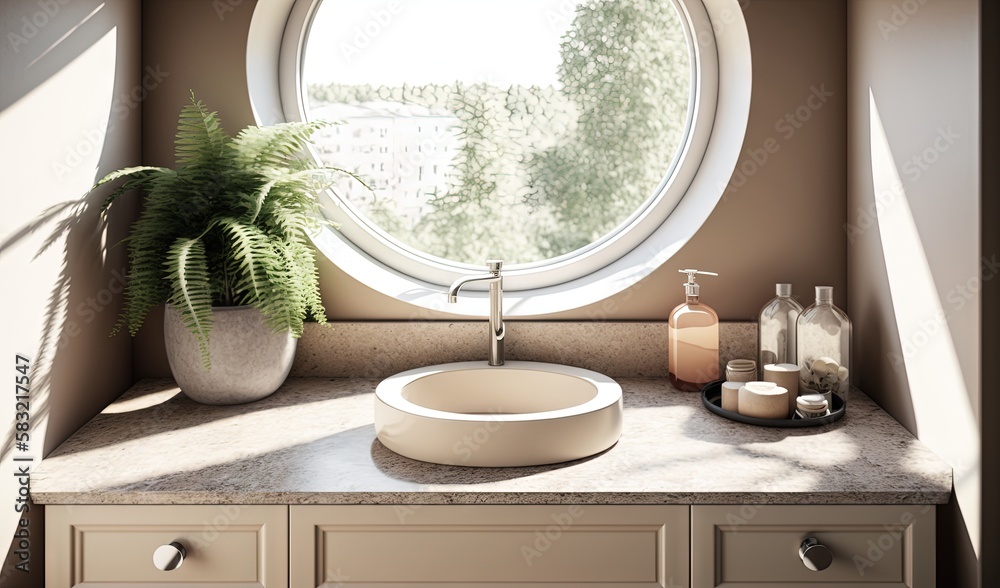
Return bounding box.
[247,0,751,317]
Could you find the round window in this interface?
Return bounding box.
[251,0,750,314]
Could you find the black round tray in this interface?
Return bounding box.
[701,380,846,428]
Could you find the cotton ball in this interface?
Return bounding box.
[811,358,831,376]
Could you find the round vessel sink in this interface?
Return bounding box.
[374,361,623,467]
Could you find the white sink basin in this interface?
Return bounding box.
[374,361,623,467]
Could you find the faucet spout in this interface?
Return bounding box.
[447,260,505,366]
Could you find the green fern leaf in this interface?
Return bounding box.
[213,217,275,303]
[175,92,231,174]
[165,236,214,368]
[95,167,174,211]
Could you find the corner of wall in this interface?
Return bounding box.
[846,0,982,585]
[0,0,142,584]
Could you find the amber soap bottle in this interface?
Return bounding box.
[668,269,720,391]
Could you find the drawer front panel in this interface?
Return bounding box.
[692,505,935,588]
[78,526,260,582]
[291,505,689,588]
[719,525,902,582]
[46,504,288,587]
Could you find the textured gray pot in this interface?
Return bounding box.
[164,305,297,405]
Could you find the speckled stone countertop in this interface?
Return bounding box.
[32,377,951,505]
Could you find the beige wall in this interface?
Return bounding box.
[847,0,981,586]
[134,0,848,375]
[0,0,140,584]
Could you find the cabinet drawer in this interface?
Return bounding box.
[291,504,689,588]
[692,504,935,588]
[46,504,288,587]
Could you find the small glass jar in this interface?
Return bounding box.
[797,286,852,407]
[726,359,757,383]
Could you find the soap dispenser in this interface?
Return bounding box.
[669,269,720,392]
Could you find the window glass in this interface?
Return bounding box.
[303,0,693,266]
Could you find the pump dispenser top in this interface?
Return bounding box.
[679,269,718,297]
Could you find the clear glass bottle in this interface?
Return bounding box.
[796,286,852,406]
[758,283,804,378]
[669,270,719,391]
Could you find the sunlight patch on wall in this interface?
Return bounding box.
[868,88,980,556]
[0,27,117,203]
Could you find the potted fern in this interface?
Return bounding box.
[97,93,365,405]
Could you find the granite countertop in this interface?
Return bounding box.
[32,378,952,505]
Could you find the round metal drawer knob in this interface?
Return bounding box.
[153,542,186,571]
[799,537,833,571]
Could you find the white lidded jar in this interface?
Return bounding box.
[796,286,852,407]
[758,283,803,378]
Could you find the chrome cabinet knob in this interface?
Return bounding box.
[152,541,186,571]
[799,537,833,571]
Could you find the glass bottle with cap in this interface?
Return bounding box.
[668,269,719,392]
[796,286,852,407]
[758,283,804,378]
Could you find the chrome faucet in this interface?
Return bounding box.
[448,260,505,366]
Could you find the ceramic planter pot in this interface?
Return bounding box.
[164,305,297,405]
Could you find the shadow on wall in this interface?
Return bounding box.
[0,0,142,582]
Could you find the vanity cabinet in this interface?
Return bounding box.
[45,504,288,587]
[289,505,689,588]
[44,503,936,587]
